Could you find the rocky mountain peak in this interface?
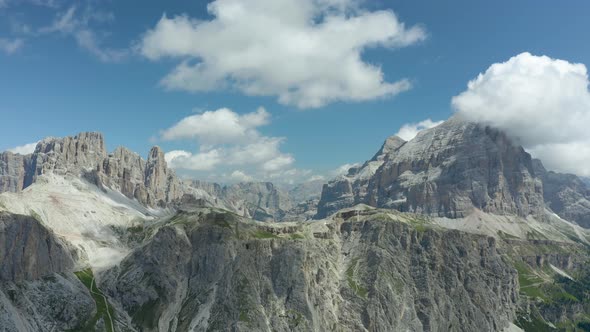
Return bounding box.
[147,145,164,162]
[316,117,546,219]
[375,135,406,158]
[35,132,106,156]
[31,132,107,176]
[0,132,184,208]
[144,145,180,207]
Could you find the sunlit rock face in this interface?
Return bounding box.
[100,209,518,332]
[317,116,546,220]
[0,152,31,192]
[0,132,183,208]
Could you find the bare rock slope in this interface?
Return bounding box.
[0,212,95,331]
[100,208,518,332]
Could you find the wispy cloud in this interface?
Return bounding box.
[37,5,128,62]
[395,118,443,141]
[0,38,24,54]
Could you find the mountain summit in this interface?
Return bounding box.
[316,116,590,228]
[0,132,183,207]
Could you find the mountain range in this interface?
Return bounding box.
[1,116,590,331]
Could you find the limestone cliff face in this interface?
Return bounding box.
[316,136,406,219]
[317,117,546,220]
[97,145,183,207]
[100,208,518,332]
[0,152,32,192]
[0,212,74,281]
[100,146,147,201]
[30,132,107,179]
[0,132,184,208]
[0,212,95,331]
[533,160,590,228]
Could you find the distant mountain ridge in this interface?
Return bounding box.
[0,133,322,221]
[316,116,590,229]
[0,132,183,207]
[186,180,321,221]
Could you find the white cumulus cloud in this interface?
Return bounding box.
[165,149,223,171]
[161,107,269,144]
[229,170,254,182]
[162,107,301,181]
[395,118,443,141]
[452,52,590,176]
[138,0,426,108]
[7,141,38,155]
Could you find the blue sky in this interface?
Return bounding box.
[2,0,590,182]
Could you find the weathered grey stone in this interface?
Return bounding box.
[533,159,590,228]
[0,212,95,332]
[317,117,546,220]
[0,152,31,193]
[100,209,518,332]
[0,212,73,281]
[0,133,185,208]
[0,273,95,332]
[145,146,183,207]
[30,132,107,180]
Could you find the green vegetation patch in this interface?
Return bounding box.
[405,215,432,233]
[29,210,43,222]
[497,230,520,240]
[286,309,304,328]
[236,276,255,325]
[169,214,193,226]
[346,258,368,298]
[252,229,279,239]
[516,309,556,332]
[289,233,305,240]
[71,268,115,332]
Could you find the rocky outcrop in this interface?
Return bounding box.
[145,146,183,206]
[533,160,590,228]
[317,117,546,220]
[100,208,519,332]
[101,209,518,331]
[30,132,107,180]
[0,132,184,208]
[0,212,95,331]
[316,135,406,219]
[0,152,32,192]
[0,273,96,332]
[97,146,183,207]
[99,146,147,200]
[0,212,74,281]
